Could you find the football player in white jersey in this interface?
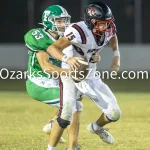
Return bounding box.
[46,2,121,149]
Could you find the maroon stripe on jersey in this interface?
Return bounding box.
[58,77,63,116]
[72,24,86,44]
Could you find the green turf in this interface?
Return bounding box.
[0,92,150,150]
[0,77,150,92]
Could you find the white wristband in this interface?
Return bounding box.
[114,49,120,57]
[61,55,69,63]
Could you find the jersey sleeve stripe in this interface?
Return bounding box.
[25,44,43,52]
[25,44,38,52]
[72,24,86,44]
[58,77,63,116]
[32,53,36,66]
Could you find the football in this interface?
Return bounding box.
[71,57,89,83]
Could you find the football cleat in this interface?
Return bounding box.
[87,123,114,144]
[43,119,53,134]
[43,119,65,143]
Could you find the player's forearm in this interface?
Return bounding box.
[42,62,70,76]
[47,37,72,62]
[109,34,119,51]
[47,44,65,61]
[109,34,120,57]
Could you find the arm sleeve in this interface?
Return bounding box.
[24,31,39,52]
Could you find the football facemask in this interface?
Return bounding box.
[91,19,115,38]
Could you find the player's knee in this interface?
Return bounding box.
[112,108,121,121]
[76,101,83,112]
[57,117,70,129]
[107,107,121,122]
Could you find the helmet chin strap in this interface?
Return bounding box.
[57,30,64,38]
[47,30,60,40]
[52,25,64,37]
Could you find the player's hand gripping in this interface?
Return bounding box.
[91,52,101,63]
[111,56,120,72]
[66,57,84,70]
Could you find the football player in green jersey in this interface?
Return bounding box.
[24,5,82,149]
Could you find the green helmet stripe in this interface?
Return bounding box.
[56,5,70,17]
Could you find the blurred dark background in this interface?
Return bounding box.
[1,0,149,43]
[0,0,150,92]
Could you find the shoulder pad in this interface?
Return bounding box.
[24,28,54,52]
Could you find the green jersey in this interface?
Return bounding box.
[24,28,61,78]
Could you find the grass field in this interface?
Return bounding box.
[0,91,150,150]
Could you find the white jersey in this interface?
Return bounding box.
[61,21,121,122]
[64,21,116,69]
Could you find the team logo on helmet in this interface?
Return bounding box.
[87,7,96,16]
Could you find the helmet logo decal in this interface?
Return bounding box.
[43,11,50,21]
[87,7,96,16]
